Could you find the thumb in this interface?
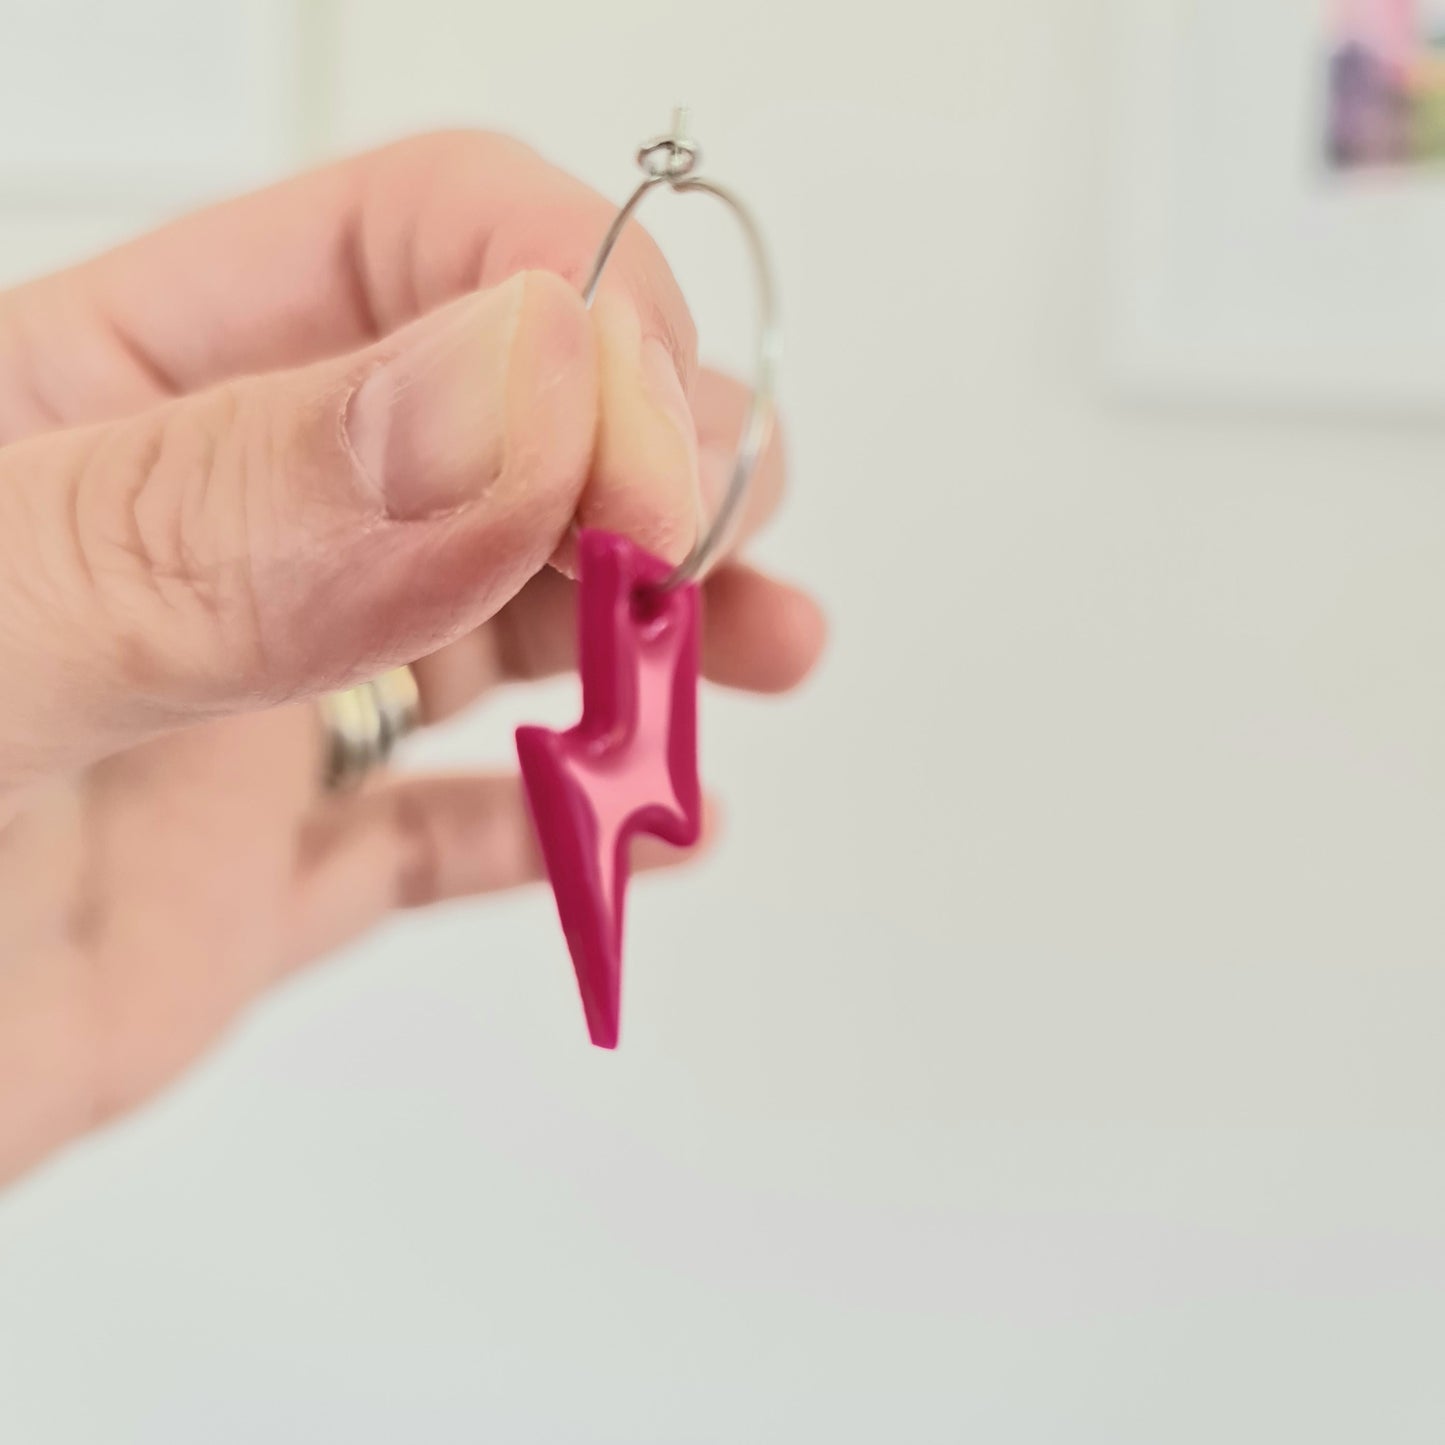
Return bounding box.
[0,270,595,792]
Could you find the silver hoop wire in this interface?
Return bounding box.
[581,110,781,593]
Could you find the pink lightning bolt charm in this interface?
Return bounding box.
[516,530,702,1049]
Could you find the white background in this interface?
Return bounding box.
[2,1,1445,1441]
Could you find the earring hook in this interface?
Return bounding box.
[581,110,782,593]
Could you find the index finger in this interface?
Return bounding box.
[3,130,699,426]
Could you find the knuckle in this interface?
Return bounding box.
[62,391,273,712]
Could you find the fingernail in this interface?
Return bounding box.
[346,277,527,520]
[592,296,701,560]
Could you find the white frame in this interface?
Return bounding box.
[1105,0,1445,418]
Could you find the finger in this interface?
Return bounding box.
[409,563,827,725]
[574,289,699,567]
[1,132,694,426]
[0,271,595,794]
[431,363,805,718]
[693,367,787,548]
[1,131,706,580]
[565,361,791,574]
[699,566,828,693]
[283,772,712,971]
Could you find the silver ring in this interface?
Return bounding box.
[582,108,781,593]
[319,665,421,791]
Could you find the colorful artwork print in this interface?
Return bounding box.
[1327,0,1445,166]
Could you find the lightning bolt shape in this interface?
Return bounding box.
[516,530,702,1049]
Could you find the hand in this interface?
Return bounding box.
[0,132,825,1186]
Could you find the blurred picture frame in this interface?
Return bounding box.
[1327,0,1445,169]
[1105,0,1445,417]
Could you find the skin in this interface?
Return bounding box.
[0,132,825,1188]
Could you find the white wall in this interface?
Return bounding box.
[1,2,1444,1441]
